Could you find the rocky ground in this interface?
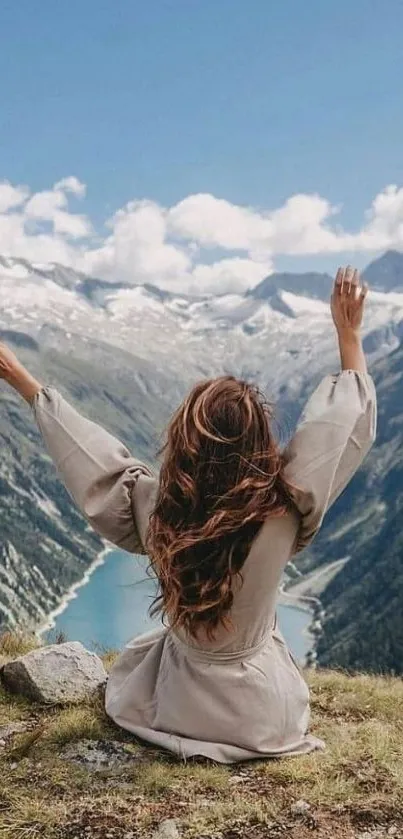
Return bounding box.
[0,634,402,839]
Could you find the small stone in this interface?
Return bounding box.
[388,828,398,836]
[0,642,107,705]
[154,819,180,839]
[229,773,247,784]
[63,739,138,772]
[124,833,135,839]
[290,799,311,816]
[0,721,31,740]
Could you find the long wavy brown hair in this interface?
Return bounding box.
[146,376,292,640]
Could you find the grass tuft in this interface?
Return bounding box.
[0,632,40,660]
[44,704,111,746]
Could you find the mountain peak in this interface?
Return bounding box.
[363,250,403,290]
[248,271,333,302]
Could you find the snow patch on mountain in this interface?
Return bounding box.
[281,291,329,316]
[2,253,403,402]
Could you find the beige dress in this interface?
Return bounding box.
[33,370,376,763]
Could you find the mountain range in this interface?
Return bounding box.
[1,249,403,673]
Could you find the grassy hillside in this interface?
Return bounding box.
[1,635,403,839]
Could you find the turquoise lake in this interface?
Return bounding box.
[48,550,313,663]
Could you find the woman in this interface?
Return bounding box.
[0,266,376,763]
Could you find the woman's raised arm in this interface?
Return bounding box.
[283,266,377,552]
[0,344,156,554]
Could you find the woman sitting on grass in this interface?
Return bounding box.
[0,266,376,763]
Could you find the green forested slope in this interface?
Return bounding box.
[312,344,403,673]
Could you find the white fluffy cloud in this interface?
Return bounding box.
[54,176,87,198]
[1,176,403,293]
[190,257,274,292]
[24,177,91,240]
[0,182,29,213]
[83,200,191,285]
[168,194,272,254]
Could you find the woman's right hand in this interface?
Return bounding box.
[330,265,368,335]
[330,267,368,373]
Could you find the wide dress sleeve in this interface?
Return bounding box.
[283,370,377,553]
[32,386,155,554]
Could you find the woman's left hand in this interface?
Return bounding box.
[0,341,23,382]
[0,341,42,402]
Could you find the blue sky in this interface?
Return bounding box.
[1,0,403,288]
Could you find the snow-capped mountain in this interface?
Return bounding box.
[1,249,403,637]
[1,251,403,403]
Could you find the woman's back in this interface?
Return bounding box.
[131,369,376,655]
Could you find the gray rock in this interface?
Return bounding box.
[358,833,385,839]
[153,819,181,839]
[0,642,107,704]
[62,738,138,771]
[0,720,32,741]
[290,799,311,815]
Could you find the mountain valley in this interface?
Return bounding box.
[1,249,403,672]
